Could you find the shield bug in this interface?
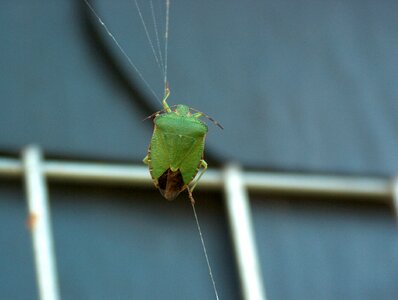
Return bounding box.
[143,87,223,203]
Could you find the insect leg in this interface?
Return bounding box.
[143,155,149,165]
[162,85,172,113]
[190,159,208,192]
[187,186,195,204]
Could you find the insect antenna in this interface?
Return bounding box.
[189,108,224,130]
[142,110,164,122]
[142,105,178,122]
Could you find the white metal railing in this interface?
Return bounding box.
[1,145,397,300]
[224,164,266,300]
[0,155,392,200]
[22,147,60,300]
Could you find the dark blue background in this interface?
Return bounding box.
[1,1,398,299]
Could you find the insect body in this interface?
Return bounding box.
[143,88,222,202]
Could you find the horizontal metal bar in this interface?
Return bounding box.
[0,157,222,188]
[0,157,22,176]
[244,172,391,199]
[0,157,393,201]
[392,178,398,218]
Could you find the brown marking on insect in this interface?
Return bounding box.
[26,213,38,231]
[156,169,186,200]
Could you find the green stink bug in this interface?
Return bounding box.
[143,87,222,202]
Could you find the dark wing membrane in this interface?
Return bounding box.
[157,169,186,200]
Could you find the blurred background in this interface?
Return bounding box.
[1,0,398,299]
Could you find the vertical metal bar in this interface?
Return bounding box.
[223,164,267,300]
[22,146,60,300]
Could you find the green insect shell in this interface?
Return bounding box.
[145,104,208,200]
